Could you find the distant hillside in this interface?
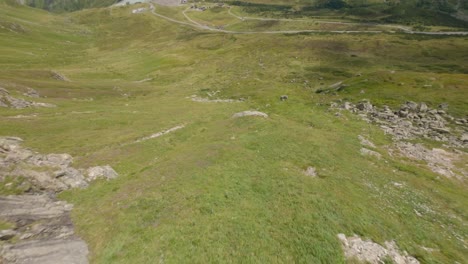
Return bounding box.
[226,0,468,27]
[23,0,118,12]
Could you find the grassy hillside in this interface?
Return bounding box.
[0,0,467,263]
[225,0,468,27]
[24,0,118,11]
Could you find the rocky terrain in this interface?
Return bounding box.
[338,234,419,264]
[0,137,118,263]
[0,87,55,109]
[333,100,468,180]
[334,100,467,148]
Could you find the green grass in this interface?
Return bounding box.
[0,1,467,263]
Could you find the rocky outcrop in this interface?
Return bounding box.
[0,195,88,264]
[334,100,467,148]
[0,137,118,193]
[0,87,55,109]
[332,101,467,179]
[338,234,419,264]
[0,137,119,263]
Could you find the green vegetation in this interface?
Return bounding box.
[0,0,467,263]
[25,0,118,12]
[225,0,468,28]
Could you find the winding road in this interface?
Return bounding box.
[148,4,468,36]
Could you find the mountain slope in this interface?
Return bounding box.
[24,0,118,11]
[228,0,468,27]
[0,1,467,263]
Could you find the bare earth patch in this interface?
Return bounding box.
[338,234,419,264]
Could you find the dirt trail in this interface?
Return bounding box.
[149,4,468,35]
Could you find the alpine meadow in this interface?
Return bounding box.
[0,0,467,263]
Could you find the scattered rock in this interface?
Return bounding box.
[356,101,373,112]
[303,167,317,177]
[0,87,55,109]
[0,136,118,193]
[86,166,118,181]
[360,148,382,159]
[394,142,467,179]
[358,135,376,148]
[329,81,343,89]
[334,100,467,148]
[51,71,70,82]
[337,234,419,264]
[232,111,268,118]
[23,87,39,98]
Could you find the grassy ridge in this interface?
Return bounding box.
[0,1,467,263]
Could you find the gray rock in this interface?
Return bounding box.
[86,166,118,181]
[343,102,353,110]
[0,88,54,109]
[418,102,428,112]
[356,101,373,112]
[404,101,418,112]
[398,110,408,118]
[360,148,382,159]
[303,167,317,177]
[232,111,268,118]
[1,238,88,264]
[0,137,117,193]
[358,135,376,148]
[44,153,73,167]
[51,71,70,82]
[0,195,88,264]
[338,234,419,264]
[433,127,450,134]
[0,229,17,241]
[460,133,468,142]
[23,88,39,98]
